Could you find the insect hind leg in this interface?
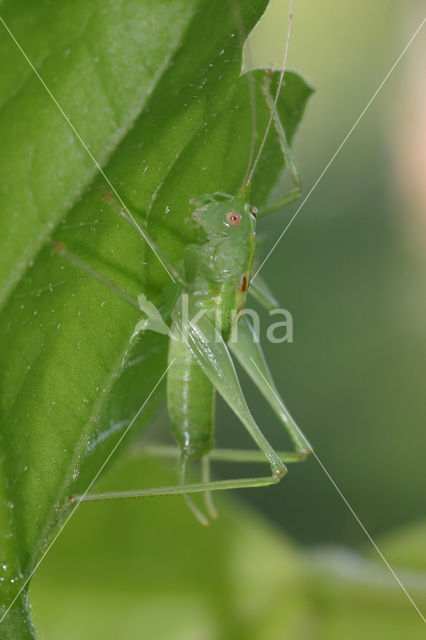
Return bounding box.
[230,316,311,458]
[69,474,281,506]
[68,445,283,524]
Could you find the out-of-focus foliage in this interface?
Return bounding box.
[30,457,426,639]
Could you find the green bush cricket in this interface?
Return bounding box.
[55,0,313,525]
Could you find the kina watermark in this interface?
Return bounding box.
[132,293,293,345]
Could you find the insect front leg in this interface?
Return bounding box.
[229,315,311,458]
[256,72,302,218]
[132,293,173,339]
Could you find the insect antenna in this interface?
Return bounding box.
[243,67,257,188]
[229,0,258,187]
[244,0,295,187]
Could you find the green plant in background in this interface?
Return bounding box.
[0,0,425,638]
[30,460,426,639]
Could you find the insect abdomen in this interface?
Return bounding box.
[167,336,215,460]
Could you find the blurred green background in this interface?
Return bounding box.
[29,0,425,637]
[228,0,426,546]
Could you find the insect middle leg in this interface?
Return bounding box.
[177,454,219,525]
[128,444,306,464]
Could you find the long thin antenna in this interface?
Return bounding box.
[245,0,294,186]
[229,0,258,187]
[243,70,258,186]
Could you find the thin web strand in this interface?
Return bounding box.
[249,358,426,624]
[0,16,175,283]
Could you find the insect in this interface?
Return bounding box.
[58,0,313,525]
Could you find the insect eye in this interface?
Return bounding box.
[227,211,242,226]
[251,206,258,218]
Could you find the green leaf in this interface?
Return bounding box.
[0,0,313,634]
[0,0,202,308]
